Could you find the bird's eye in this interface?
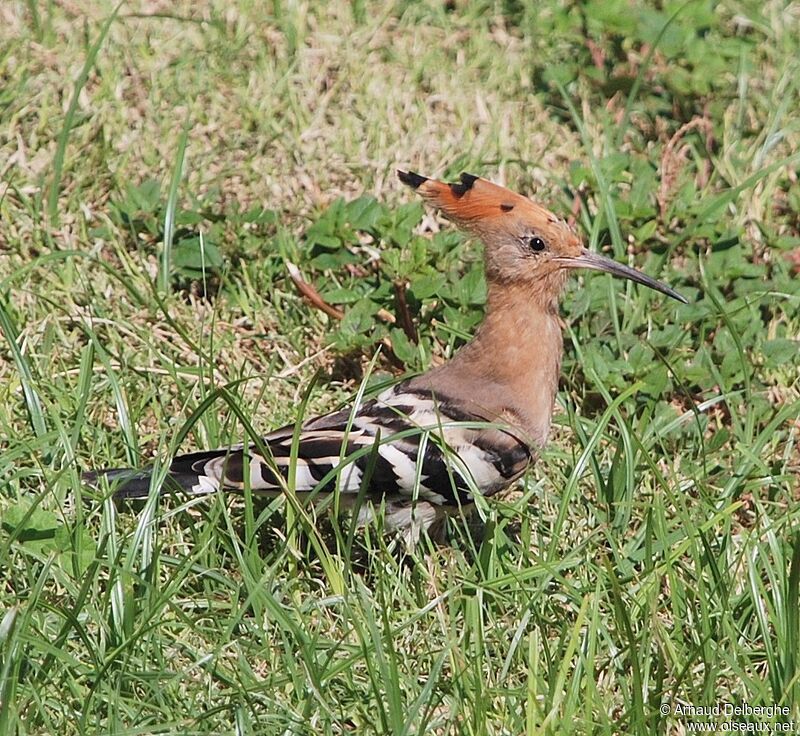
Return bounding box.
[528,236,546,252]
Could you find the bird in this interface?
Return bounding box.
[85,170,686,544]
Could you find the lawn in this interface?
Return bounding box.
[1,1,799,733]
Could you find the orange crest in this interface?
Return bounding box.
[397,170,559,235]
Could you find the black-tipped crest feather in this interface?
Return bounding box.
[397,170,428,189]
[449,172,479,198]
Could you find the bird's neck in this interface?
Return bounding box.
[422,280,565,446]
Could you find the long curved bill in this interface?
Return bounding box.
[556,248,688,304]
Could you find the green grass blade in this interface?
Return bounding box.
[0,298,47,441]
[159,118,191,292]
[46,3,121,228]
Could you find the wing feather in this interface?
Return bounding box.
[113,381,533,504]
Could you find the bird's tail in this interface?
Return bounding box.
[83,449,229,500]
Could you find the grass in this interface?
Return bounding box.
[1,0,799,733]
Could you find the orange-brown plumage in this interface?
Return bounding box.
[398,169,686,447]
[409,172,547,226]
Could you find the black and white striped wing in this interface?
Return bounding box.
[166,383,532,506]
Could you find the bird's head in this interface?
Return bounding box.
[398,170,686,305]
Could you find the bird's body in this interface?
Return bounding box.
[100,378,532,541]
[87,170,685,542]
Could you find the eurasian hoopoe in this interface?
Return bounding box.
[86,171,686,543]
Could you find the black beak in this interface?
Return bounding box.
[556,248,687,304]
